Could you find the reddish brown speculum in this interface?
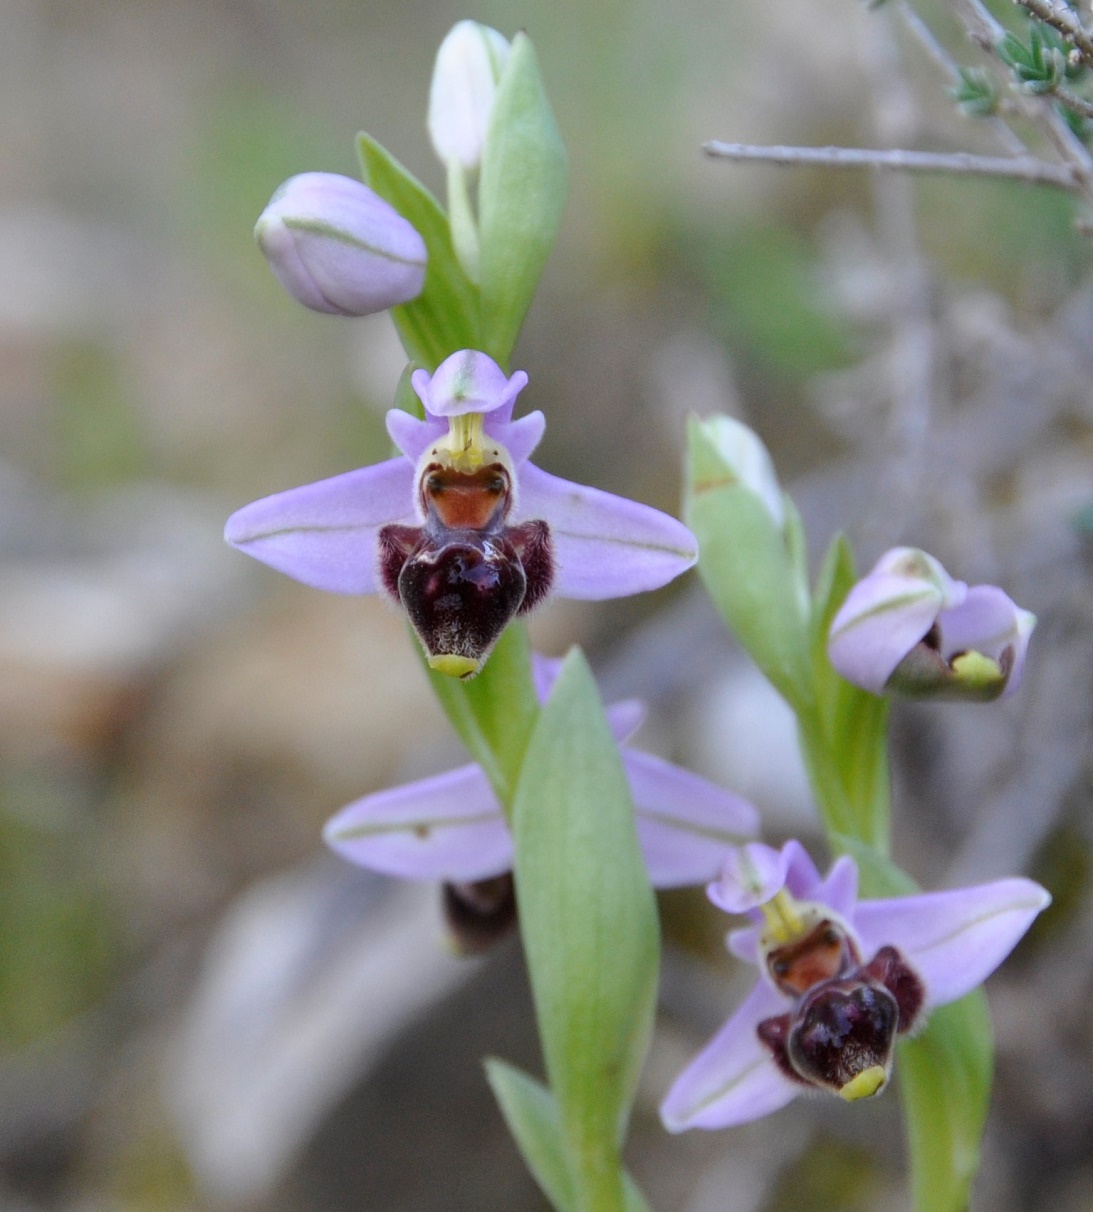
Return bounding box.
[419,463,512,530]
[765,918,862,997]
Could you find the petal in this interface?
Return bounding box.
[829,581,944,693]
[606,699,646,744]
[489,411,545,467]
[781,839,826,899]
[1002,608,1036,697]
[386,407,545,467]
[530,652,565,702]
[224,459,415,593]
[727,925,760,964]
[708,842,791,914]
[625,752,759,888]
[660,979,800,1131]
[937,585,1036,696]
[852,878,1051,1008]
[828,549,967,694]
[817,854,859,919]
[386,410,447,462]
[515,463,698,599]
[322,763,513,881]
[412,351,528,419]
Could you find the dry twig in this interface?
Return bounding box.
[703,141,1079,189]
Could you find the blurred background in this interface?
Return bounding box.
[1,0,1091,1208]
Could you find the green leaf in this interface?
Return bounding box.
[486,1061,655,1212]
[899,992,993,1212]
[486,1059,576,1212]
[512,649,659,1212]
[356,133,480,368]
[950,67,998,119]
[477,32,568,364]
[684,415,812,710]
[424,622,540,811]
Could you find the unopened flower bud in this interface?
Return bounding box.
[255,172,426,316]
[828,548,1035,701]
[428,20,511,171]
[695,414,785,528]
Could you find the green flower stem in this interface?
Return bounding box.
[423,620,540,812]
[795,703,891,856]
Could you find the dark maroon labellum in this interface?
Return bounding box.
[443,874,517,954]
[397,531,530,666]
[786,977,900,1093]
[378,460,553,674]
[757,944,925,1098]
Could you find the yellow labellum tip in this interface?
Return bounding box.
[429,654,481,679]
[838,1066,888,1102]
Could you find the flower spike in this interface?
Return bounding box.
[226,351,697,676]
[661,840,1049,1131]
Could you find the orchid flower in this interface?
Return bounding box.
[661,839,1049,1130]
[828,547,1035,702]
[323,654,759,947]
[254,172,427,316]
[225,350,698,677]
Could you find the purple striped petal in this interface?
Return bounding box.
[626,752,759,889]
[322,763,512,881]
[660,979,799,1131]
[224,458,415,593]
[853,878,1050,1008]
[515,463,698,599]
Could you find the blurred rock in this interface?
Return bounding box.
[166,864,481,1208]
